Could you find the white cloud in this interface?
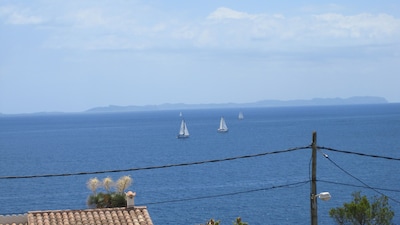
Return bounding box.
[312,13,400,40]
[0,6,43,25]
[1,2,400,114]
[300,3,344,13]
[201,8,400,49]
[2,3,400,51]
[67,8,107,28]
[207,7,254,20]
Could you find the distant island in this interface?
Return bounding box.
[86,96,388,113]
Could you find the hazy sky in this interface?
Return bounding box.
[1,0,399,114]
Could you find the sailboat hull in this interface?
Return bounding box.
[177,134,189,138]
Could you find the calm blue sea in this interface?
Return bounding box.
[1,104,399,225]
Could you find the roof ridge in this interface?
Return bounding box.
[27,207,153,225]
[28,206,148,213]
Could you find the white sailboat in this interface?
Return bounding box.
[177,119,190,138]
[217,117,228,133]
[238,111,244,120]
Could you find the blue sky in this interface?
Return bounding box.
[1,0,399,114]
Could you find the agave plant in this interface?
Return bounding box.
[233,217,248,225]
[110,193,127,207]
[201,219,220,225]
[87,194,98,209]
[86,176,132,208]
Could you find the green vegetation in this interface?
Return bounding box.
[201,219,220,225]
[329,191,394,225]
[201,217,248,225]
[233,217,248,225]
[86,176,133,208]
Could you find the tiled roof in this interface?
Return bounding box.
[0,214,27,225]
[26,207,153,225]
[0,222,26,225]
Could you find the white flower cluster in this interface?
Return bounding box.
[87,176,133,194]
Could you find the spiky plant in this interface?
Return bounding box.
[102,177,114,193]
[233,217,248,225]
[87,194,98,209]
[87,177,101,194]
[116,175,133,194]
[201,219,220,225]
[86,175,133,208]
[111,193,127,207]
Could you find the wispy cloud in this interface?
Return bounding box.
[0,5,44,25]
[1,3,399,51]
[201,8,400,49]
[207,7,255,20]
[312,13,400,40]
[1,1,400,113]
[67,8,108,28]
[299,3,344,13]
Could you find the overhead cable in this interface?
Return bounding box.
[318,179,400,193]
[143,180,310,205]
[318,146,400,161]
[0,146,310,180]
[323,156,400,204]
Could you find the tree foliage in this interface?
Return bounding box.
[201,219,220,225]
[200,217,248,225]
[329,191,394,225]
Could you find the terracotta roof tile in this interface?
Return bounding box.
[0,223,27,225]
[27,207,153,225]
[0,214,28,225]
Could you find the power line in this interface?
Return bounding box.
[2,145,398,180]
[0,146,310,180]
[322,154,400,204]
[0,180,311,215]
[318,179,400,193]
[317,146,400,161]
[142,180,310,205]
[2,142,400,215]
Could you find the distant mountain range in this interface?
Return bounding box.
[86,96,388,113]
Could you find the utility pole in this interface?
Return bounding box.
[310,131,318,225]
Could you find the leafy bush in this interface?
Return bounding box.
[329,191,394,225]
[200,217,248,225]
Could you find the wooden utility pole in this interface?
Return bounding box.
[311,131,318,225]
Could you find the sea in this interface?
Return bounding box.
[0,104,399,225]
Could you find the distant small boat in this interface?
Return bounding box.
[238,112,244,120]
[217,117,228,133]
[177,119,189,138]
[179,112,183,117]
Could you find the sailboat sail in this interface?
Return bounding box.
[217,117,228,133]
[177,119,189,138]
[238,112,244,120]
